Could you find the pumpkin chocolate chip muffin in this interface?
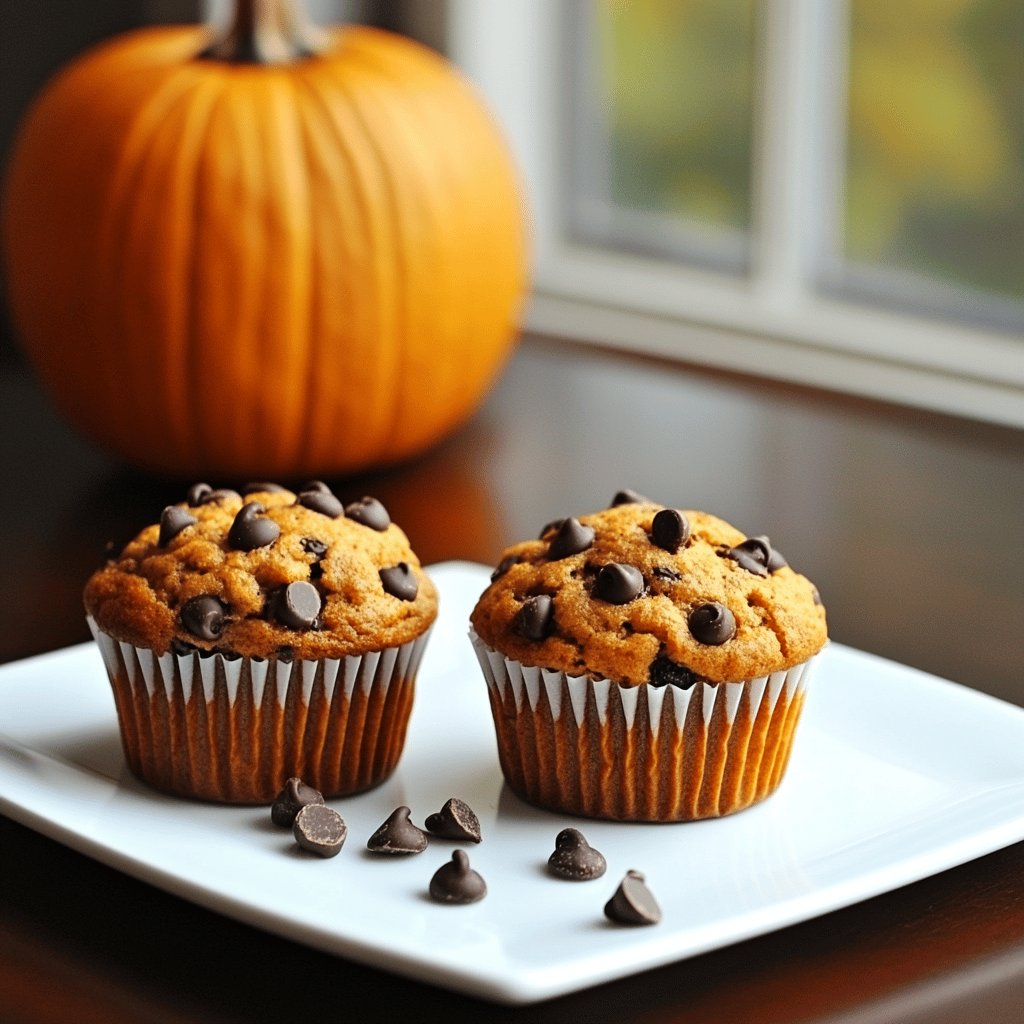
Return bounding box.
[84,481,437,803]
[469,491,827,822]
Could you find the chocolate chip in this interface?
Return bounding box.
[293,804,347,858]
[490,554,521,581]
[604,870,661,925]
[228,502,280,551]
[648,655,696,689]
[652,566,681,582]
[344,496,390,531]
[380,562,418,601]
[366,806,428,855]
[242,481,288,494]
[179,595,227,641]
[750,534,788,572]
[548,517,595,560]
[187,483,239,506]
[725,537,772,576]
[548,828,607,881]
[270,777,325,828]
[515,594,554,641]
[158,505,196,546]
[595,563,644,604]
[429,850,487,904]
[650,508,690,553]
[300,537,328,558]
[538,517,564,539]
[275,581,321,630]
[811,585,822,606]
[424,797,482,843]
[688,602,736,645]
[297,485,343,518]
[611,489,649,506]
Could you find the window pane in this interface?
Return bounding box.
[568,0,757,270]
[843,0,1024,320]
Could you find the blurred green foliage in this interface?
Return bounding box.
[595,0,1023,303]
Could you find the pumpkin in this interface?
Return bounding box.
[2,0,527,478]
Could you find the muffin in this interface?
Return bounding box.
[84,482,437,803]
[469,491,827,821]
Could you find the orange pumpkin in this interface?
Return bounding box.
[2,0,527,478]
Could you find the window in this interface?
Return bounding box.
[449,0,1024,427]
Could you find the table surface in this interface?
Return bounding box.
[1,335,1022,1023]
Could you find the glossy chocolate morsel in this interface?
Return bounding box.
[547,517,595,560]
[228,503,280,551]
[179,595,227,641]
[547,828,607,881]
[379,562,418,601]
[688,601,737,646]
[604,870,662,925]
[424,798,482,843]
[158,505,196,547]
[241,481,288,494]
[428,850,487,904]
[293,804,347,858]
[490,554,521,582]
[595,563,644,604]
[187,483,240,506]
[344,496,390,531]
[725,537,772,577]
[648,655,697,689]
[270,777,325,828]
[611,489,649,506]
[274,581,321,631]
[650,508,690,553]
[751,534,789,572]
[515,594,554,641]
[366,806,428,855]
[296,484,344,518]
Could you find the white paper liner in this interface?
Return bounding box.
[87,617,432,804]
[469,629,816,822]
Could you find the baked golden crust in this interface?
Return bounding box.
[84,485,437,658]
[470,501,826,685]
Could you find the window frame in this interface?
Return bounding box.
[447,0,1024,428]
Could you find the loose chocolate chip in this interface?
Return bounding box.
[270,777,325,828]
[725,537,772,576]
[297,486,343,518]
[379,562,418,601]
[548,828,607,881]
[515,594,554,641]
[242,481,288,494]
[604,870,661,925]
[424,797,482,843]
[179,595,227,641]
[158,505,196,547]
[275,581,322,631]
[429,850,487,904]
[366,806,428,855]
[300,537,328,558]
[688,602,737,645]
[611,489,649,506]
[344,496,391,531]
[228,502,280,551]
[293,804,347,858]
[650,508,691,553]
[648,655,696,689]
[547,517,595,560]
[595,563,644,604]
[490,554,521,582]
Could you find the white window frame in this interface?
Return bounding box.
[448,0,1024,428]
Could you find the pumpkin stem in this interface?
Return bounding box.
[198,0,326,65]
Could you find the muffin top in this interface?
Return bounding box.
[84,482,438,659]
[470,491,827,686]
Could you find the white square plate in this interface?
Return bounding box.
[1,561,1023,1005]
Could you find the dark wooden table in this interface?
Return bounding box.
[2,335,1022,1023]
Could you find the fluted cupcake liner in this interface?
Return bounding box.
[470,630,815,822]
[88,617,432,804]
